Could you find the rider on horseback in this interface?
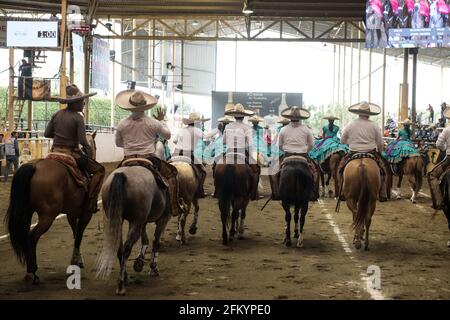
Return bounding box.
[384,118,420,169]
[172,112,209,198]
[338,101,388,201]
[222,104,260,201]
[44,84,105,214]
[269,106,319,201]
[429,107,450,210]
[114,89,180,215]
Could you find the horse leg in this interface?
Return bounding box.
[396,174,403,200]
[189,198,200,235]
[347,198,361,247]
[221,209,228,246]
[229,209,239,242]
[150,213,170,277]
[407,171,418,203]
[320,171,325,197]
[326,173,333,196]
[238,208,246,240]
[293,207,299,239]
[297,202,308,248]
[70,212,93,268]
[283,202,292,247]
[176,203,190,245]
[133,224,149,273]
[364,201,376,251]
[116,223,141,296]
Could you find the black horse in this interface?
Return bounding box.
[279,157,314,247]
[442,172,450,248]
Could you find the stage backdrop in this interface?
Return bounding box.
[211,91,302,128]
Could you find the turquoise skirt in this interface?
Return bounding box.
[383,139,419,164]
[309,137,349,164]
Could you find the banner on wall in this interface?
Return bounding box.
[211,91,303,128]
[91,36,110,91]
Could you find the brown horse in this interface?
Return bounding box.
[390,157,424,203]
[319,152,344,198]
[5,133,98,284]
[170,158,201,244]
[214,160,252,245]
[342,158,380,250]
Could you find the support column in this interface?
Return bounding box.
[382,49,387,129]
[181,40,185,125]
[337,44,341,105]
[83,35,91,123]
[8,48,14,131]
[342,44,346,106]
[411,48,418,125]
[132,19,136,82]
[110,21,116,128]
[332,44,336,105]
[358,29,361,102]
[350,38,354,105]
[59,0,68,110]
[368,49,372,102]
[400,48,409,122]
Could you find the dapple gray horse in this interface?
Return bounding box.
[96,141,172,295]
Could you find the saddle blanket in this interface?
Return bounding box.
[46,152,88,191]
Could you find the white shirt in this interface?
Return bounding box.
[223,119,253,150]
[173,125,204,152]
[204,127,221,141]
[278,122,314,154]
[436,126,450,155]
[116,112,171,156]
[341,117,383,152]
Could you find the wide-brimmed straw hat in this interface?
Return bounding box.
[115,90,158,112]
[224,103,254,117]
[277,116,290,125]
[56,84,96,104]
[218,115,235,124]
[323,115,340,121]
[399,118,412,125]
[280,106,310,120]
[182,112,210,125]
[348,101,381,116]
[248,115,264,124]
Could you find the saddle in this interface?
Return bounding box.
[281,155,308,168]
[118,157,169,189]
[46,152,88,192]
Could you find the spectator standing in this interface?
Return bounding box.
[427,104,434,124]
[3,131,20,182]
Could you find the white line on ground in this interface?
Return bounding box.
[317,199,386,300]
[0,200,102,241]
[419,191,431,198]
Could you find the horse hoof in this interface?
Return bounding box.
[296,241,304,248]
[396,195,401,200]
[284,239,292,247]
[355,241,362,250]
[175,234,182,241]
[189,226,197,235]
[133,257,144,273]
[364,246,370,251]
[237,234,244,240]
[150,268,160,277]
[294,232,299,239]
[24,273,35,285]
[116,287,126,296]
[447,240,450,248]
[222,238,228,246]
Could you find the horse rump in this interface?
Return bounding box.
[279,162,313,205]
[5,164,36,265]
[352,163,370,232]
[96,172,127,279]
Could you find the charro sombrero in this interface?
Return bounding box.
[248,115,264,124]
[399,118,412,125]
[218,116,235,124]
[444,107,450,119]
[323,115,340,121]
[348,101,381,116]
[224,103,254,117]
[56,84,97,104]
[182,112,210,125]
[277,116,290,125]
[280,106,310,120]
[115,90,158,112]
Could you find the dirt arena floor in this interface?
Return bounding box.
[0,162,449,300]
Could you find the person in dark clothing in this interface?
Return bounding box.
[3,131,20,182]
[18,59,32,99]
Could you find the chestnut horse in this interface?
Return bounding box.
[5,133,98,284]
[390,157,424,203]
[214,160,253,245]
[341,158,381,250]
[319,152,344,198]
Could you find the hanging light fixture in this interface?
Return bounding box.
[242,0,254,15]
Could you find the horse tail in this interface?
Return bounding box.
[219,165,234,217]
[353,163,370,232]
[5,164,36,265]
[96,172,127,279]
